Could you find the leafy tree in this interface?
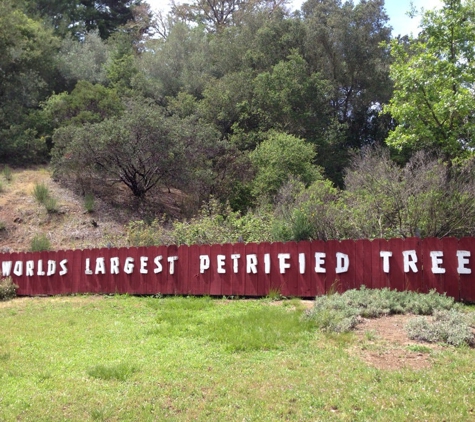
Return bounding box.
[57,31,110,85]
[249,131,321,199]
[23,0,143,39]
[0,1,60,163]
[384,0,475,159]
[302,0,392,146]
[51,97,222,199]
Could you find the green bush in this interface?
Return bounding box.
[30,233,51,252]
[305,287,458,333]
[0,277,18,301]
[127,199,275,246]
[406,309,474,347]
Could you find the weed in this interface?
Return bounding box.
[84,193,95,213]
[406,344,432,353]
[0,277,18,301]
[0,221,6,231]
[33,182,50,203]
[266,287,282,301]
[2,165,12,182]
[364,330,377,341]
[30,233,51,252]
[0,180,3,193]
[87,363,137,381]
[44,196,58,213]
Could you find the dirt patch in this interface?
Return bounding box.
[350,314,442,370]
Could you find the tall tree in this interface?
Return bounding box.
[384,0,475,159]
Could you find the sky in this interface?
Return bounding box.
[145,0,443,36]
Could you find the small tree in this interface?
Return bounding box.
[250,131,321,200]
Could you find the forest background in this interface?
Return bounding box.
[2,0,475,248]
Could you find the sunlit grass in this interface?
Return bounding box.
[0,295,474,421]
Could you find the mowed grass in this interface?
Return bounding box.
[1,296,475,421]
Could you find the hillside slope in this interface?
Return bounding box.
[0,167,129,252]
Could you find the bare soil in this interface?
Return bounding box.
[351,314,441,370]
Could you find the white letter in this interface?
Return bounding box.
[200,255,210,274]
[403,250,418,273]
[154,256,163,274]
[430,251,445,274]
[168,256,178,274]
[140,256,148,274]
[110,257,119,274]
[231,254,240,273]
[457,250,471,275]
[26,260,34,276]
[124,257,134,274]
[47,260,56,276]
[59,259,68,276]
[335,252,349,274]
[264,253,271,274]
[217,255,226,274]
[2,261,12,277]
[85,258,93,275]
[278,253,291,274]
[95,257,106,275]
[299,253,306,274]
[13,261,23,276]
[246,254,257,274]
[315,253,326,273]
[380,251,392,273]
[37,260,45,276]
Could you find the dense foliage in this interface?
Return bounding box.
[1,0,475,241]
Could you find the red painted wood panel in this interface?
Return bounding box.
[458,237,475,302]
[219,243,233,296]
[209,244,223,297]
[399,238,423,293]
[245,243,259,296]
[278,242,299,297]
[297,241,316,297]
[422,238,445,294]
[388,238,405,292]
[230,243,245,296]
[371,239,391,289]
[443,237,459,300]
[258,242,272,296]
[354,239,372,289]
[175,244,190,295]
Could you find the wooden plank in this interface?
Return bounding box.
[388,238,405,292]
[209,244,223,296]
[443,237,459,300]
[297,241,316,298]
[354,239,372,289]
[458,237,475,302]
[422,237,445,294]
[399,237,423,293]
[175,244,189,295]
[257,242,271,296]
[230,243,246,296]
[220,243,233,296]
[245,243,259,297]
[309,240,327,296]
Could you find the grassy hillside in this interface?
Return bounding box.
[0,167,128,252]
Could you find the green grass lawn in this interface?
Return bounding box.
[1,295,475,421]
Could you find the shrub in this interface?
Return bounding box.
[406,309,474,347]
[30,233,51,252]
[0,277,18,301]
[305,287,459,333]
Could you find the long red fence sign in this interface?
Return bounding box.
[2,237,475,301]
